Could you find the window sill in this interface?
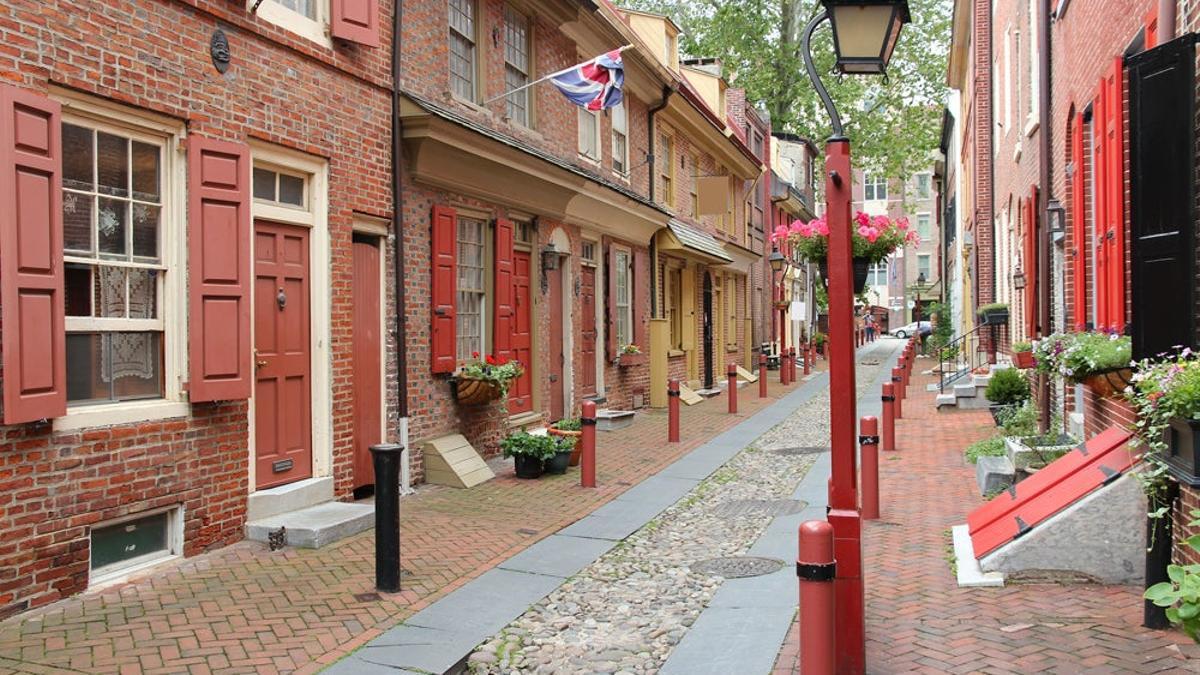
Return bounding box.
[54,400,190,433]
[577,153,602,167]
[668,349,685,357]
[1024,117,1039,138]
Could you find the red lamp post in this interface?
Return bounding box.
[799,2,910,673]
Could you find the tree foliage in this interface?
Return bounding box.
[623,0,952,182]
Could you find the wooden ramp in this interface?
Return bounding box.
[421,434,495,488]
[677,383,704,406]
[735,366,759,383]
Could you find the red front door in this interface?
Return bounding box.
[254,221,312,489]
[508,250,533,415]
[548,264,565,421]
[351,236,382,489]
[579,265,597,396]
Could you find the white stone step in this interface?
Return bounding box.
[246,501,374,549]
[247,476,333,522]
[953,382,977,398]
[935,393,957,408]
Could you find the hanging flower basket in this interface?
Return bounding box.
[1084,367,1133,398]
[818,258,871,294]
[1013,350,1035,369]
[454,377,502,405]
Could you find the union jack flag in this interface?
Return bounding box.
[550,50,625,111]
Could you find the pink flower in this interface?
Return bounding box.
[817,221,829,236]
[857,225,871,237]
[896,218,909,231]
[872,215,890,230]
[855,212,870,227]
[866,227,880,243]
[772,224,789,241]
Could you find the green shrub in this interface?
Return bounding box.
[965,437,1006,464]
[553,417,582,432]
[1000,403,1038,437]
[985,368,1030,406]
[500,432,558,460]
[1012,340,1032,353]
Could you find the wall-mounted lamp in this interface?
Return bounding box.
[1013,268,1027,291]
[541,244,561,272]
[1046,198,1066,243]
[768,249,787,274]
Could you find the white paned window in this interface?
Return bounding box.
[917,213,932,241]
[615,250,632,348]
[917,254,932,281]
[254,0,329,45]
[579,108,600,160]
[456,216,486,360]
[611,102,628,174]
[504,6,531,126]
[1027,0,1039,125]
[867,262,888,286]
[863,173,887,201]
[62,121,168,405]
[253,167,307,209]
[449,0,477,101]
[915,173,931,199]
[667,267,682,349]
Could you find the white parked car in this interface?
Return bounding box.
[889,321,932,338]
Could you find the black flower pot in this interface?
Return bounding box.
[988,404,1017,427]
[818,257,871,294]
[1164,418,1200,486]
[544,450,572,475]
[513,454,544,479]
[978,309,1010,326]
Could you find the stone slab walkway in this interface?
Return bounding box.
[0,370,811,675]
[327,361,842,674]
[772,363,1200,674]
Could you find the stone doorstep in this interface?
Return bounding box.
[975,455,1015,496]
[245,501,374,549]
[595,409,635,432]
[935,392,958,408]
[952,524,1006,588]
[246,476,334,522]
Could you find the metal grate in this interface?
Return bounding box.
[711,499,808,518]
[691,556,787,578]
[771,446,828,456]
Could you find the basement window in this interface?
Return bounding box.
[90,506,181,584]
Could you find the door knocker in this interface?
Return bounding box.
[276,288,287,310]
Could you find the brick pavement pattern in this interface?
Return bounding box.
[774,362,1200,674]
[0,372,817,675]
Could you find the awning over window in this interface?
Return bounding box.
[659,219,733,264]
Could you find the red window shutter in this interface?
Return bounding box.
[1024,188,1038,338]
[604,237,617,361]
[1093,84,1110,330]
[331,0,380,47]
[0,85,66,424]
[188,136,252,403]
[431,205,457,373]
[1145,11,1158,49]
[493,217,514,364]
[632,247,648,350]
[1071,112,1087,330]
[1105,57,1127,332]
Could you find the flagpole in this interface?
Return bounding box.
[482,44,633,105]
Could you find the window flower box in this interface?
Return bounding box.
[453,377,501,405]
[618,352,647,368]
[1164,418,1200,486]
[976,303,1009,326]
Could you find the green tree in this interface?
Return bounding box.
[623,0,951,185]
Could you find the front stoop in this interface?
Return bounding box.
[246,501,374,549]
[248,476,333,522]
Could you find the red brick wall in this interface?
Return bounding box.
[972,0,994,307]
[0,0,393,615]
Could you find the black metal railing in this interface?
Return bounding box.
[938,324,989,393]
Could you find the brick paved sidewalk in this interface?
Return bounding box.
[773,362,1200,674]
[0,368,819,675]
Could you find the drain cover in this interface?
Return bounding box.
[860,359,881,366]
[771,446,828,456]
[692,556,787,578]
[711,499,808,518]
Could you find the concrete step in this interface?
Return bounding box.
[935,393,957,408]
[246,501,374,549]
[247,476,333,522]
[952,382,977,399]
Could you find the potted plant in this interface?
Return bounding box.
[771,212,919,294]
[549,417,584,466]
[1034,331,1132,396]
[1129,348,1200,484]
[811,332,827,356]
[976,303,1010,326]
[1011,340,1035,369]
[983,367,1030,426]
[1145,508,1200,641]
[998,404,1074,477]
[617,344,646,367]
[543,434,577,475]
[454,352,524,405]
[500,432,556,479]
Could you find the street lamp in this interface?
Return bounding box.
[768,249,787,274]
[802,1,910,672]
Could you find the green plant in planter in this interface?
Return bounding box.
[1129,349,1200,454]
[1012,340,1032,353]
[1145,509,1200,641]
[553,417,582,432]
[984,368,1030,406]
[500,432,557,461]
[1000,403,1038,437]
[965,436,1005,464]
[1033,331,1131,382]
[811,332,827,347]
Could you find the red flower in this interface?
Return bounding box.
[485,354,497,365]
[472,351,480,359]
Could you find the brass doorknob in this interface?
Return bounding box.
[257,359,268,368]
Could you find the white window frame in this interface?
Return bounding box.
[578,108,601,162]
[89,504,183,587]
[611,102,629,176]
[455,216,488,361]
[1025,0,1040,134]
[251,0,332,48]
[917,254,932,281]
[867,262,888,287]
[917,212,932,241]
[1003,26,1013,132]
[449,0,478,102]
[53,92,189,432]
[503,4,532,127]
[863,173,887,202]
[915,172,932,200]
[614,248,633,349]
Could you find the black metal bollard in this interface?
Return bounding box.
[371,443,404,593]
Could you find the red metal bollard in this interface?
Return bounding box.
[668,379,681,443]
[581,400,597,488]
[780,348,789,386]
[803,342,811,376]
[759,354,768,398]
[898,356,908,390]
[798,520,836,675]
[789,347,797,383]
[891,367,904,419]
[881,383,896,452]
[860,417,880,520]
[727,363,738,413]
